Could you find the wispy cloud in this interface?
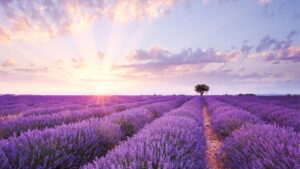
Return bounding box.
[252,31,300,63]
[97,51,105,60]
[117,44,240,73]
[256,36,278,52]
[71,57,85,69]
[1,59,16,67]
[0,0,191,43]
[241,41,253,55]
[262,46,300,63]
[0,0,107,42]
[204,0,272,5]
[106,0,191,23]
[14,67,48,73]
[0,0,275,43]
[109,32,299,88]
[258,0,272,5]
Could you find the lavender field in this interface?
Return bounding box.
[0,95,299,169]
[1,0,299,169]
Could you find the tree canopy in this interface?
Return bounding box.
[195,84,209,95]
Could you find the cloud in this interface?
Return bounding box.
[196,70,286,85]
[0,0,276,43]
[97,51,105,60]
[0,0,191,43]
[204,0,272,6]
[262,46,300,63]
[14,67,48,73]
[1,59,16,67]
[71,57,85,69]
[248,31,300,63]
[0,27,10,42]
[127,44,170,62]
[107,0,191,23]
[258,0,272,5]
[117,44,240,73]
[256,36,277,52]
[287,30,298,40]
[241,41,253,55]
[0,0,107,42]
[256,30,298,53]
[0,69,6,74]
[111,39,298,89]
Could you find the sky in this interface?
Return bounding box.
[0,0,299,95]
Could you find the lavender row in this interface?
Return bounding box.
[0,97,164,139]
[260,95,300,110]
[0,95,159,117]
[0,97,187,169]
[0,95,112,117]
[216,96,300,132]
[20,96,169,118]
[0,97,175,139]
[82,97,207,169]
[243,95,300,110]
[218,123,300,169]
[0,102,112,122]
[220,95,300,111]
[205,97,262,138]
[206,96,300,168]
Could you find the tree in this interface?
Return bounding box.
[195,84,209,96]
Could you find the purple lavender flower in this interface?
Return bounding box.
[82,97,207,169]
[216,96,300,132]
[206,97,262,138]
[0,97,186,168]
[219,123,300,169]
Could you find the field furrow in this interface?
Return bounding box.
[202,104,223,169]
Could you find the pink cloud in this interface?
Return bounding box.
[97,51,105,60]
[127,44,170,62]
[0,0,273,43]
[0,0,191,43]
[107,0,191,23]
[263,46,300,63]
[1,59,16,67]
[258,0,272,5]
[117,44,241,73]
[0,0,107,42]
[246,31,300,63]
[14,67,48,74]
[71,57,85,69]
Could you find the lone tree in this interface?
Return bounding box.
[195,84,209,96]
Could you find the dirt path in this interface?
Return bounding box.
[202,104,223,169]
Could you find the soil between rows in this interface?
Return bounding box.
[202,104,223,169]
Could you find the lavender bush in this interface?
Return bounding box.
[219,95,300,110]
[205,97,262,138]
[219,123,300,169]
[217,96,300,132]
[0,119,122,169]
[82,97,207,169]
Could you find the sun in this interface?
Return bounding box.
[95,85,111,95]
